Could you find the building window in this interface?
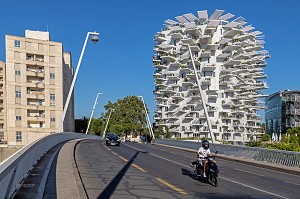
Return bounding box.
[38,100,43,106]
[50,117,55,122]
[50,94,55,100]
[50,73,55,79]
[16,115,22,120]
[0,131,4,140]
[16,131,22,142]
[15,90,21,98]
[15,70,21,76]
[50,102,55,107]
[14,40,21,48]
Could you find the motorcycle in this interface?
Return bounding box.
[194,151,219,187]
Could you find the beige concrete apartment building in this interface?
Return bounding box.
[1,30,75,147]
[0,61,6,144]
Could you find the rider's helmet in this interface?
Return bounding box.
[202,140,209,149]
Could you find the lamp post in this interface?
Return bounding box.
[85,92,103,134]
[56,31,100,133]
[138,96,155,141]
[183,44,215,144]
[102,109,114,139]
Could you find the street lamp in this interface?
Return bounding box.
[56,31,100,133]
[86,92,103,134]
[102,109,114,139]
[138,96,155,141]
[182,44,215,144]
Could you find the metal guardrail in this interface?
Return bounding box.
[153,139,300,168]
[0,132,100,199]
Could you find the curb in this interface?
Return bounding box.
[73,139,89,199]
[35,143,64,199]
[154,143,300,176]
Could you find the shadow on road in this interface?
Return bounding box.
[97,151,140,199]
[181,168,206,183]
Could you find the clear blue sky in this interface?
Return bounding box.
[0,0,299,120]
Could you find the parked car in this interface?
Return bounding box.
[105,133,120,146]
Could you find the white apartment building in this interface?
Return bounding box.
[1,30,75,146]
[153,10,270,142]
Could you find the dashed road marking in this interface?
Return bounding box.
[234,168,265,177]
[118,156,128,162]
[156,177,188,195]
[132,163,148,173]
[284,181,300,186]
[122,143,290,199]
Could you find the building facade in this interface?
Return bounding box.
[2,30,75,146]
[0,61,6,144]
[153,10,269,142]
[265,90,300,135]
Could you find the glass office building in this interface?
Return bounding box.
[265,90,300,135]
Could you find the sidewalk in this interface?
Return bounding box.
[14,139,86,199]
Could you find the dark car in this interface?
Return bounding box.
[105,134,120,146]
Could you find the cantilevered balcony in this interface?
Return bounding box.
[170,31,184,39]
[154,34,167,42]
[181,36,197,45]
[224,59,241,66]
[201,77,211,85]
[198,35,211,43]
[172,93,184,100]
[223,28,243,37]
[153,63,168,69]
[201,63,217,71]
[244,45,262,52]
[222,43,240,52]
[166,73,179,80]
[200,51,211,58]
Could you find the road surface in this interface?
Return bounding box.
[74,139,300,199]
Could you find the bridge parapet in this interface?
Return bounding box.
[0,132,100,199]
[153,139,300,168]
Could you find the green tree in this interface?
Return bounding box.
[103,96,149,137]
[75,117,88,133]
[261,134,271,142]
[89,118,105,135]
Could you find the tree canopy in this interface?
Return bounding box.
[104,96,149,136]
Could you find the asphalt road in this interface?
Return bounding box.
[75,140,300,199]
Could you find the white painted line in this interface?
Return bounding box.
[123,143,289,199]
[234,168,265,177]
[284,181,300,186]
[155,143,300,177]
[219,177,289,199]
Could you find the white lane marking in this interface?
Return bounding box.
[123,143,289,199]
[284,181,300,186]
[219,158,300,177]
[219,177,289,199]
[155,143,300,178]
[234,168,265,177]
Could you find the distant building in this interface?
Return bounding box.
[0,30,75,146]
[153,9,269,142]
[265,90,300,135]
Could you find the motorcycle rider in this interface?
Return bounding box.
[190,140,212,177]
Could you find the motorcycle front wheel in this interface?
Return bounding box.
[211,174,218,187]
